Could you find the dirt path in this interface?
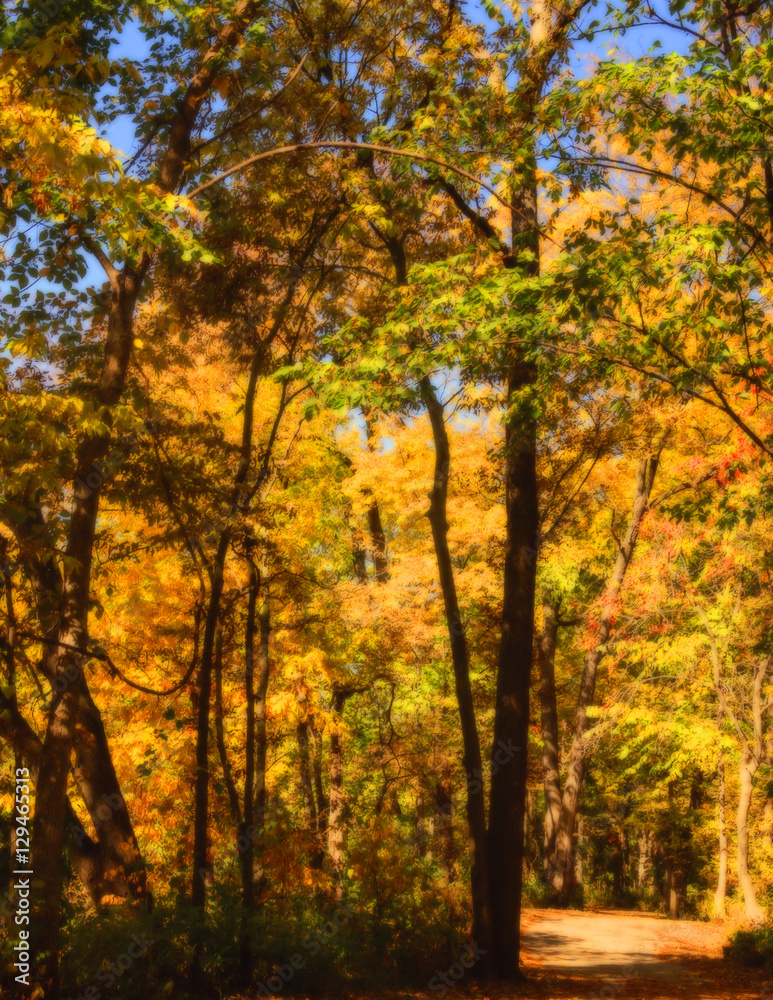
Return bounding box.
[522,910,686,980]
[520,909,767,999]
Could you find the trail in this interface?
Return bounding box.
[520,909,766,999]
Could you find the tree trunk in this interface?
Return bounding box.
[0,690,138,905]
[537,598,561,880]
[637,829,653,891]
[363,415,389,583]
[31,441,121,998]
[487,0,591,970]
[254,579,271,858]
[378,219,492,963]
[552,446,663,899]
[367,504,389,582]
[421,378,494,969]
[488,346,539,976]
[611,829,624,902]
[215,629,241,828]
[435,781,457,879]
[737,751,766,922]
[309,717,327,835]
[238,553,260,980]
[16,525,150,907]
[189,224,326,908]
[328,689,348,900]
[714,757,727,918]
[27,8,267,992]
[70,689,149,903]
[663,859,678,918]
[297,716,325,868]
[574,814,584,893]
[297,719,318,830]
[192,536,228,906]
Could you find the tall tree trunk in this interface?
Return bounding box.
[487,0,590,971]
[297,717,324,867]
[637,829,653,891]
[537,598,561,880]
[238,553,260,980]
[663,858,678,919]
[253,578,271,866]
[421,379,494,969]
[189,229,327,909]
[737,751,766,922]
[362,415,390,583]
[16,517,150,907]
[552,445,664,899]
[192,536,228,906]
[0,691,139,905]
[214,628,241,827]
[367,504,389,582]
[70,688,149,903]
[488,345,539,977]
[297,716,318,828]
[309,717,327,836]
[31,445,117,997]
[435,780,457,880]
[714,757,728,918]
[328,688,348,901]
[376,224,493,960]
[574,814,584,893]
[27,8,266,993]
[611,827,624,902]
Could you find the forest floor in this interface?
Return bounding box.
[245,909,771,1000]
[517,908,768,998]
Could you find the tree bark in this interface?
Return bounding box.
[698,604,769,923]
[737,750,766,922]
[421,378,494,969]
[435,780,457,880]
[189,222,332,909]
[362,416,389,582]
[12,513,150,907]
[328,688,348,900]
[367,504,389,582]
[27,6,267,992]
[214,628,241,827]
[254,578,271,857]
[663,858,678,919]
[308,716,327,833]
[297,716,324,866]
[488,341,539,976]
[192,536,228,907]
[0,689,132,904]
[552,445,664,899]
[238,553,261,980]
[637,829,653,891]
[714,757,727,918]
[537,598,561,879]
[70,690,148,903]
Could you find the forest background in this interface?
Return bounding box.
[2,0,773,997]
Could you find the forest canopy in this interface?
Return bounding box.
[2,0,773,998]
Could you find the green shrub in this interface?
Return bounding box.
[725,925,773,970]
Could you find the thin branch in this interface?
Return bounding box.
[186,140,555,239]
